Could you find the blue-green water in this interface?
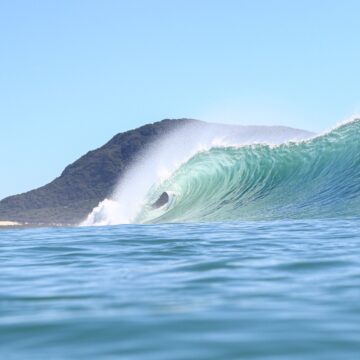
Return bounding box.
[2,220,360,359]
[137,120,360,224]
[2,119,360,358]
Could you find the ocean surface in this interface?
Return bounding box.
[2,119,360,358]
[2,220,360,359]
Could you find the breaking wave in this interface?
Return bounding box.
[82,119,360,225]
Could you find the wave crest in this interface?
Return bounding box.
[136,119,360,223]
[82,118,360,225]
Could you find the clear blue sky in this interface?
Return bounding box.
[1,0,360,199]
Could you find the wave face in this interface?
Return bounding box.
[135,119,360,223]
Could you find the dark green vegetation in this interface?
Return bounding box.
[0,119,313,225]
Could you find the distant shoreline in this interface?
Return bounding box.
[0,221,21,226]
[0,221,76,229]
[0,221,24,229]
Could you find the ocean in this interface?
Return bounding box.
[1,220,360,359]
[2,119,360,358]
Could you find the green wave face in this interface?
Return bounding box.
[136,119,360,223]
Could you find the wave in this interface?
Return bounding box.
[135,119,360,223]
[82,119,360,225]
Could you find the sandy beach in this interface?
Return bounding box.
[0,221,21,226]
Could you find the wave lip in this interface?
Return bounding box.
[136,119,360,223]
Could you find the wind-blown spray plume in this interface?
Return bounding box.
[82,120,315,226]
